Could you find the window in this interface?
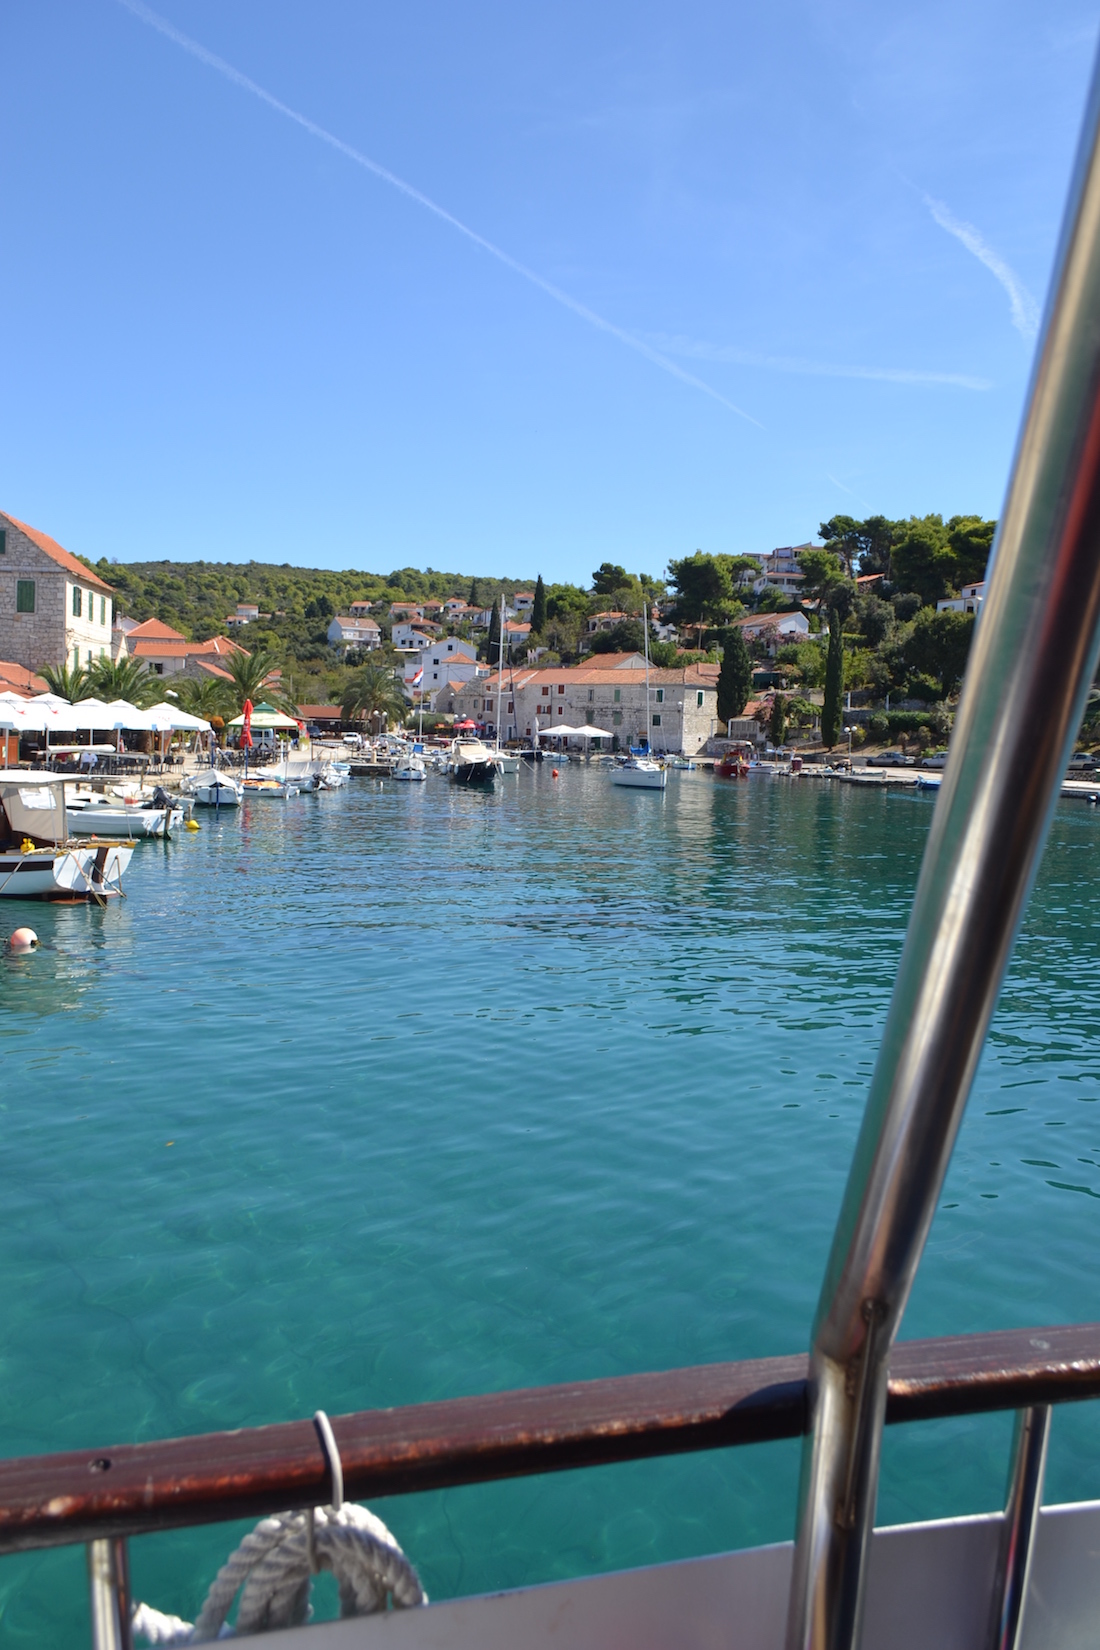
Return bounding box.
[73,646,80,668]
[508,701,514,712]
[72,586,82,618]
[16,579,35,613]
[587,688,594,702]
[613,688,621,703]
[0,528,6,553]
[87,650,93,666]
[153,663,164,675]
[697,690,705,708]
[541,685,550,696]
[612,710,623,726]
[100,595,107,625]
[656,689,664,704]
[652,714,662,727]
[558,684,565,695]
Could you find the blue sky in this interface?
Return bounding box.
[3,1,1097,583]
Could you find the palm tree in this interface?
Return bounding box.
[38,661,90,702]
[341,663,407,729]
[87,655,162,707]
[222,647,291,712]
[173,674,234,721]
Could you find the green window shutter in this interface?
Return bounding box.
[16,580,35,613]
[100,595,106,625]
[72,586,82,618]
[0,528,6,554]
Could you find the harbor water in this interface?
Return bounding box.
[1,764,1099,1640]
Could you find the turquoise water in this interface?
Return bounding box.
[2,765,1100,1640]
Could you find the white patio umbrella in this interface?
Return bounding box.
[572,725,614,739]
[146,703,213,732]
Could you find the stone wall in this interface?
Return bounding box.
[0,517,113,672]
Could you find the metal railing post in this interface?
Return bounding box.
[987,1405,1051,1650]
[87,1537,132,1650]
[785,40,1100,1650]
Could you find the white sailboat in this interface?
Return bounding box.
[611,601,666,791]
[494,595,521,772]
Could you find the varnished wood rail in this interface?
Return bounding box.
[0,1324,1097,1554]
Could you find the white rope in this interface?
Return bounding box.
[131,1503,426,1642]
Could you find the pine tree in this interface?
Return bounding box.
[717,627,753,723]
[821,604,844,747]
[531,574,547,634]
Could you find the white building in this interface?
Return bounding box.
[753,543,816,597]
[392,622,439,650]
[328,614,382,649]
[732,611,810,655]
[937,582,985,615]
[402,636,481,693]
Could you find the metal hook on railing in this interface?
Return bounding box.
[306,1409,345,1573]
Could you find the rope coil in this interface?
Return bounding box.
[131,1411,426,1642]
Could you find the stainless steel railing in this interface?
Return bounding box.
[785,39,1100,1650]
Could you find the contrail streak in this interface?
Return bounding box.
[112,0,760,425]
[650,334,991,390]
[923,195,1040,342]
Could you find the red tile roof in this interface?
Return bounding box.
[3,512,112,591]
[0,660,49,696]
[298,704,342,718]
[192,660,234,681]
[132,634,244,660]
[126,617,187,640]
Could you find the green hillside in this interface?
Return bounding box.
[90,558,531,648]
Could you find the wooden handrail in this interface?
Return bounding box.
[0,1324,1097,1554]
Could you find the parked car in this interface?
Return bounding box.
[1067,750,1097,771]
[342,732,364,749]
[920,752,949,769]
[868,750,916,767]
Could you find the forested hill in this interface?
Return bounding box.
[86,558,533,641]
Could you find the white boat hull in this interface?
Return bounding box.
[0,843,134,899]
[611,765,667,790]
[187,776,243,807]
[68,806,181,838]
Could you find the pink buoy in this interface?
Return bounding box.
[9,927,38,952]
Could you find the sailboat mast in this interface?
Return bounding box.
[643,600,650,751]
[496,594,505,751]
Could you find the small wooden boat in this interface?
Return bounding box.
[0,776,133,899]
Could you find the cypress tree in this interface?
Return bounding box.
[821,603,844,747]
[531,574,547,634]
[717,627,753,724]
[768,691,788,748]
[487,600,501,657]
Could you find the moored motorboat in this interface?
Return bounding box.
[449,739,501,786]
[394,755,427,781]
[0,776,134,898]
[610,756,667,790]
[182,769,244,808]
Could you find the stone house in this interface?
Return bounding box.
[452,660,719,753]
[127,620,244,679]
[0,511,115,672]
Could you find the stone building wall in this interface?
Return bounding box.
[0,515,113,672]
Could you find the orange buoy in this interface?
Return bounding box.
[552,768,559,778]
[9,927,38,952]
